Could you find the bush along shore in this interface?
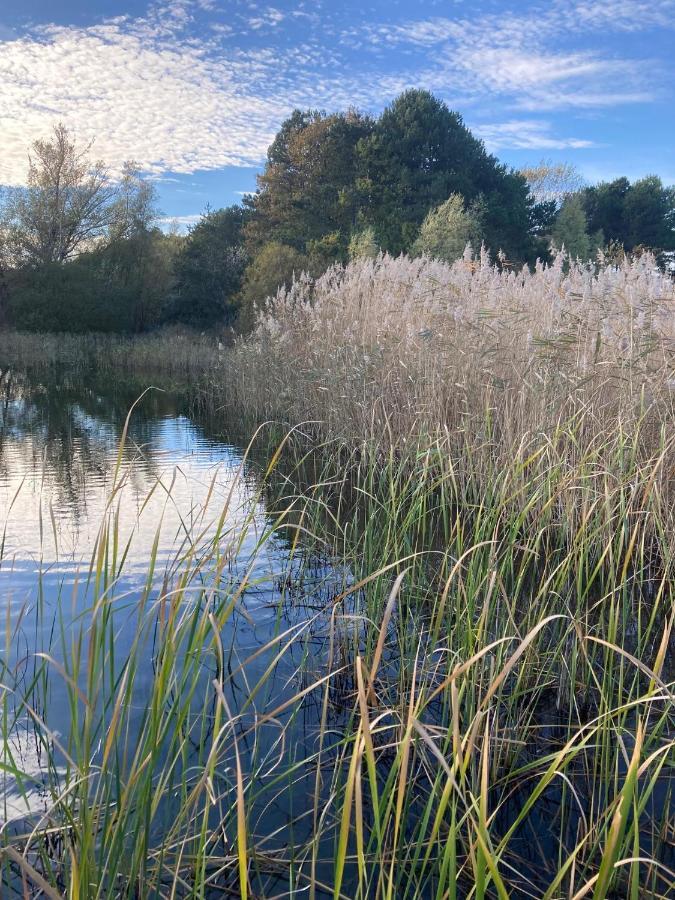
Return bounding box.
[1,249,675,897]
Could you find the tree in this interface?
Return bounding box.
[0,209,12,326]
[581,176,675,253]
[6,260,133,333]
[478,179,542,265]
[245,109,373,262]
[528,198,559,246]
[307,231,346,273]
[623,176,675,250]
[108,162,159,242]
[96,227,178,332]
[519,160,585,252]
[94,162,164,331]
[0,256,9,327]
[582,178,630,248]
[0,126,165,333]
[412,194,483,263]
[348,227,379,260]
[244,91,542,269]
[171,206,250,327]
[1,123,116,266]
[551,195,600,261]
[357,90,537,261]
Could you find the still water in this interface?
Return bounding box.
[0,374,266,581]
[0,370,349,895]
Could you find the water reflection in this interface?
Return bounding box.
[0,371,263,580]
[0,372,348,861]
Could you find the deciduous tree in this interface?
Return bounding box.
[245,109,373,262]
[519,160,584,204]
[1,123,116,266]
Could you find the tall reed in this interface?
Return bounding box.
[0,327,223,378]
[1,414,673,897]
[222,250,675,454]
[1,250,674,896]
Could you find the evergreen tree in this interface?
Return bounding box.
[623,176,675,250]
[357,90,537,262]
[551,196,599,261]
[172,206,250,327]
[582,176,675,253]
[412,194,483,263]
[582,178,630,248]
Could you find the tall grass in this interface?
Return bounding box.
[1,416,674,897]
[222,249,675,451]
[1,250,674,896]
[0,327,223,378]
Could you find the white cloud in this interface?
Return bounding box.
[473,120,596,151]
[346,0,671,112]
[354,0,675,48]
[0,2,412,187]
[0,0,348,184]
[1,0,672,187]
[564,0,675,31]
[156,213,202,231]
[450,46,654,111]
[514,88,654,111]
[354,17,464,48]
[0,3,453,186]
[247,7,285,30]
[0,10,294,185]
[457,49,619,93]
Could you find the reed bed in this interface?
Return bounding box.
[0,250,674,897]
[0,328,222,378]
[222,249,675,451]
[1,415,674,897]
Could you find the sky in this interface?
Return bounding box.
[1,0,674,227]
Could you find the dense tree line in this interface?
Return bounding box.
[243,92,543,269]
[1,92,673,335]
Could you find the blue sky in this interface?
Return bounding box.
[1,0,674,227]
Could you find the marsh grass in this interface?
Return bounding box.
[0,250,674,897]
[222,249,675,451]
[1,410,674,897]
[0,328,223,379]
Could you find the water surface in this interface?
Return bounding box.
[0,370,348,895]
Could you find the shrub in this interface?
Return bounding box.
[238,241,309,331]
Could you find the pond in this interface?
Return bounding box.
[0,370,351,897]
